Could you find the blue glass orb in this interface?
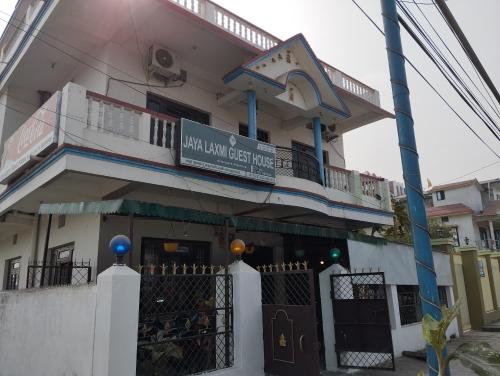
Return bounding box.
[109,235,131,256]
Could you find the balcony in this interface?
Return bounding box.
[166,0,381,106]
[0,83,392,225]
[476,239,500,251]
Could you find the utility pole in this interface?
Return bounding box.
[380,1,448,375]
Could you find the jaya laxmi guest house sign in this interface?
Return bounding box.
[176,119,276,184]
[0,92,61,184]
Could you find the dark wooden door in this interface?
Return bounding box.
[261,270,321,376]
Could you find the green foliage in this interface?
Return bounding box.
[419,301,500,375]
[384,199,452,244]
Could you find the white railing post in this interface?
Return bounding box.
[92,265,140,376]
[59,83,88,145]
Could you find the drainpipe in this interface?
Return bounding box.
[40,214,53,287]
[247,90,257,140]
[380,1,446,375]
[313,117,325,185]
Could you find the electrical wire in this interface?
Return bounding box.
[397,2,500,139]
[410,0,500,119]
[351,0,500,159]
[437,159,500,185]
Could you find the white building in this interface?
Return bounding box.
[427,179,500,250]
[0,1,457,375]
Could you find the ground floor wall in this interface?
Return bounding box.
[0,284,97,376]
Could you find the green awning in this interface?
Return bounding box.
[39,199,226,226]
[38,199,385,244]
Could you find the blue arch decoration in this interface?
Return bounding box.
[285,70,323,107]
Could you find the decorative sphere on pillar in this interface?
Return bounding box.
[109,235,131,265]
[230,239,246,256]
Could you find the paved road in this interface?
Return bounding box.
[322,331,500,376]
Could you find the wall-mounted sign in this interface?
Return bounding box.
[176,118,276,184]
[0,92,61,184]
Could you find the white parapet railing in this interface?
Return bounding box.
[167,0,380,106]
[86,91,177,148]
[325,166,352,193]
[360,173,383,198]
[322,63,381,106]
[168,0,279,51]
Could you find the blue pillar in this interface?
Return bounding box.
[313,117,325,185]
[380,1,446,375]
[247,90,257,140]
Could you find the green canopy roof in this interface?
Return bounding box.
[38,199,385,244]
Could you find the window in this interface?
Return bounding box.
[436,190,446,201]
[438,286,448,307]
[441,216,449,223]
[48,243,74,286]
[5,257,21,290]
[238,123,269,143]
[397,285,422,325]
[146,93,210,125]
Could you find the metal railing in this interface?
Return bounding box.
[137,270,233,376]
[477,239,500,251]
[275,146,321,184]
[26,260,92,288]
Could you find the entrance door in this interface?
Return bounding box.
[261,269,321,376]
[330,272,395,370]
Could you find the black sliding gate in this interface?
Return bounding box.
[330,272,395,370]
[261,269,321,376]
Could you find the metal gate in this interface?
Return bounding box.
[330,271,395,370]
[260,268,321,376]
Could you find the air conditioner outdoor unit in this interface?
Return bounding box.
[322,124,338,142]
[148,45,182,81]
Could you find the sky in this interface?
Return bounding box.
[0,0,498,186]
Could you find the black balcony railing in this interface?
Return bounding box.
[26,260,92,288]
[275,146,322,184]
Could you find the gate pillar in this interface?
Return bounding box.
[319,264,346,372]
[230,261,265,376]
[93,265,141,376]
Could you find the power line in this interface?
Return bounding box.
[434,0,500,110]
[397,1,500,138]
[350,0,500,159]
[438,160,500,184]
[410,0,500,119]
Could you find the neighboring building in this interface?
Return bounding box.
[426,179,500,249]
[0,1,457,375]
[388,179,405,199]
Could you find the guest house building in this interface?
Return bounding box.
[0,1,458,375]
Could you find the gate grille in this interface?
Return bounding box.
[261,270,313,306]
[331,272,395,370]
[137,274,233,376]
